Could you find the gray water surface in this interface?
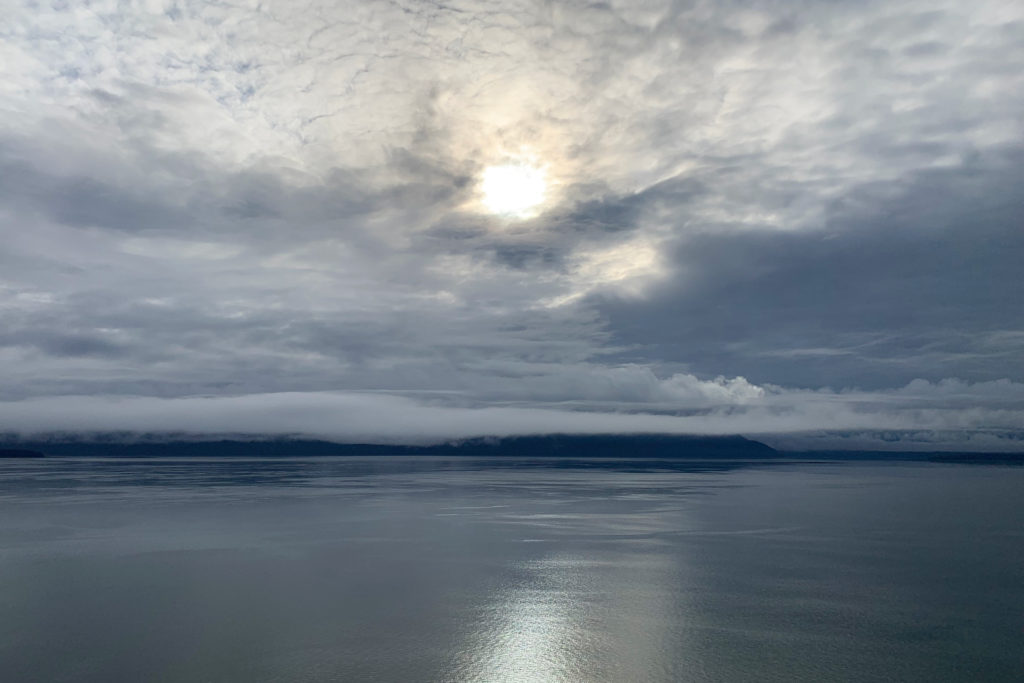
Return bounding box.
[1,457,1022,682]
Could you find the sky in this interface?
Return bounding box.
[1,0,1023,450]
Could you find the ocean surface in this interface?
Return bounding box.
[1,456,1022,682]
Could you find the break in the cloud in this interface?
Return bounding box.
[1,0,1022,449]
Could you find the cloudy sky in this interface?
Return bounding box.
[2,0,1023,449]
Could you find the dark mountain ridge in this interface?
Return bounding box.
[2,434,778,458]
[0,448,45,458]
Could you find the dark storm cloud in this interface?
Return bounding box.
[595,146,1024,388]
[1,0,1022,448]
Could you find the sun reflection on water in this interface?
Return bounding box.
[450,557,595,682]
[448,551,688,683]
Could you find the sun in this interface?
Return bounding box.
[480,163,547,217]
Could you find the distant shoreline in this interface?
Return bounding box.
[0,448,45,458]
[1,436,1021,463]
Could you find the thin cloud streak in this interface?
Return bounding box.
[2,377,1023,451]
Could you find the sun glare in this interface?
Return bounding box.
[480,163,547,217]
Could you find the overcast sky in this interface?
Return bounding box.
[2,0,1022,449]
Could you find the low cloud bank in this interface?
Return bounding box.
[2,376,1022,451]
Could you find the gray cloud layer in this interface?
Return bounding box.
[1,0,1022,448]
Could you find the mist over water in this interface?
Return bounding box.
[1,457,1022,682]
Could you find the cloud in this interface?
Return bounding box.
[2,377,1022,451]
[0,0,1022,448]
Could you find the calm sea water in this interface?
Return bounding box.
[1,457,1022,682]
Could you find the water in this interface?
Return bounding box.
[1,457,1022,682]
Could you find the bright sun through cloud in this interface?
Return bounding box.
[480,163,547,217]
